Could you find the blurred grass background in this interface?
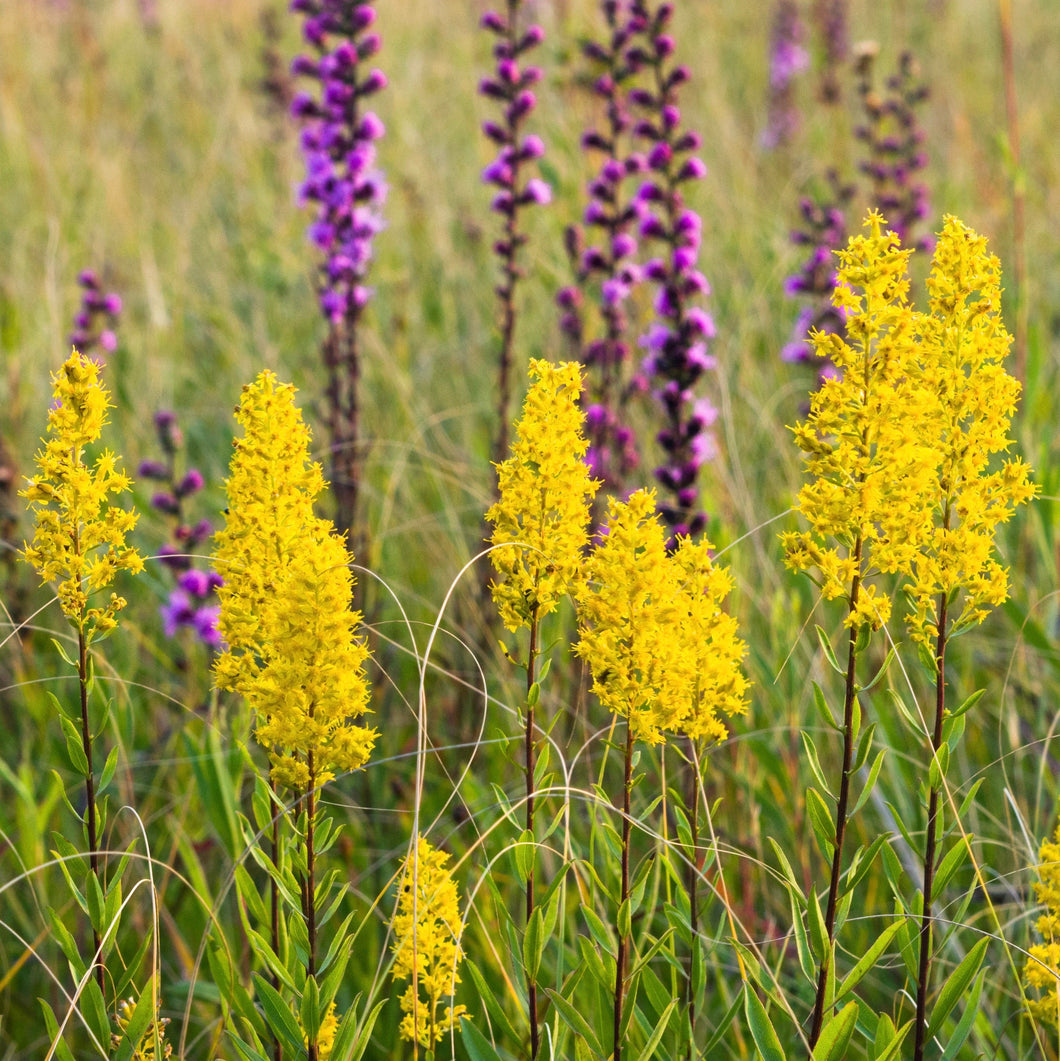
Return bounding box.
[1,0,1059,1056]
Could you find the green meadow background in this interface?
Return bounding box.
[1,0,1059,1057]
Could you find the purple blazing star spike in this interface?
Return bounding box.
[290,0,388,544]
[762,0,809,150]
[479,2,551,475]
[813,0,848,105]
[627,1,715,548]
[67,269,122,355]
[854,44,932,250]
[782,168,855,390]
[139,407,222,648]
[559,0,652,508]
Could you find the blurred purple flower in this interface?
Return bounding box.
[67,269,122,355]
[762,0,808,149]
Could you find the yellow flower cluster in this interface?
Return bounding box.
[1024,822,1060,1025]
[21,350,143,639]
[391,837,468,1048]
[111,996,172,1059]
[213,372,376,790]
[782,212,941,631]
[903,216,1037,645]
[486,359,599,632]
[305,1001,338,1060]
[575,490,748,745]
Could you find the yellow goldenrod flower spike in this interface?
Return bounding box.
[213,371,376,789]
[391,837,469,1048]
[1024,822,1060,1027]
[486,358,599,633]
[575,489,687,744]
[780,211,941,631]
[21,349,143,639]
[903,215,1037,646]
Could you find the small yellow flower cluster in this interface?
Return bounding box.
[305,1001,338,1060]
[111,996,172,1059]
[214,372,376,790]
[782,212,940,631]
[575,490,748,745]
[486,359,599,632]
[391,837,468,1048]
[21,350,143,639]
[783,212,1035,637]
[904,216,1037,645]
[1024,822,1060,1025]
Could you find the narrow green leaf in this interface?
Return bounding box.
[833,919,904,1007]
[812,999,858,1061]
[850,748,887,817]
[816,626,844,674]
[300,975,320,1044]
[524,905,546,983]
[811,681,836,727]
[252,973,306,1052]
[789,891,815,983]
[807,888,829,963]
[927,936,989,1037]
[767,837,805,903]
[330,998,386,1061]
[872,1017,913,1061]
[632,999,678,1061]
[851,721,877,773]
[465,959,520,1045]
[886,689,920,729]
[934,837,972,895]
[545,988,605,1058]
[59,714,90,777]
[85,869,106,938]
[513,829,535,884]
[99,745,119,793]
[700,990,742,1057]
[618,897,632,940]
[743,985,786,1061]
[949,688,985,719]
[806,786,837,856]
[938,968,986,1061]
[861,645,896,692]
[958,779,985,818]
[461,1018,505,1061]
[81,975,111,1047]
[111,989,157,1061]
[801,732,833,796]
[38,999,77,1061]
[928,744,949,791]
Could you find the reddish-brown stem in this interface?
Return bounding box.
[270,778,283,1061]
[77,626,105,996]
[525,609,540,1061]
[685,739,700,1059]
[808,537,864,1052]
[913,593,949,1061]
[614,720,635,1061]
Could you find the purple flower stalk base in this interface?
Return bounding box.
[559,1,650,502]
[68,270,122,355]
[140,411,221,648]
[628,1,715,546]
[479,1,550,473]
[762,0,808,149]
[291,0,387,544]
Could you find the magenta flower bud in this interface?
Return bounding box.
[677,157,707,182]
[612,233,637,259]
[74,311,91,329]
[520,134,545,159]
[351,5,376,31]
[102,293,122,315]
[647,142,672,170]
[481,10,506,33]
[358,111,385,140]
[78,269,99,287]
[152,492,180,516]
[358,32,381,58]
[291,54,318,77]
[176,468,205,498]
[654,34,676,58]
[360,68,387,94]
[291,91,317,117]
[478,77,504,99]
[498,58,519,84]
[99,330,117,352]
[138,459,169,479]
[522,178,552,205]
[521,25,545,48]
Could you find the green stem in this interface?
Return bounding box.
[685,738,700,1059]
[808,537,864,1052]
[913,592,949,1061]
[305,759,318,1061]
[270,777,283,1061]
[614,720,634,1061]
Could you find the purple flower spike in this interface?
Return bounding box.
[761,0,808,149]
[478,0,552,473]
[290,0,388,540]
[626,1,716,546]
[67,268,122,356]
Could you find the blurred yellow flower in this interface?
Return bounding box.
[486,359,599,632]
[1024,822,1060,1026]
[21,349,143,640]
[392,837,468,1048]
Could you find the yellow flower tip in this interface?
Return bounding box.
[487,358,600,632]
[21,351,141,631]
